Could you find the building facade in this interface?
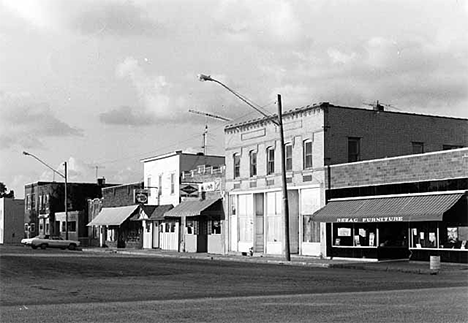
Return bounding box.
[24,180,111,245]
[87,182,143,248]
[224,102,468,257]
[315,148,468,263]
[0,198,25,244]
[141,151,225,251]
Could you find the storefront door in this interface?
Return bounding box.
[160,221,179,251]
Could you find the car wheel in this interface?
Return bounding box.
[40,244,47,249]
[68,243,77,250]
[31,245,38,249]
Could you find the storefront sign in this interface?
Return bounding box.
[336,216,403,223]
[180,184,199,197]
[134,189,149,204]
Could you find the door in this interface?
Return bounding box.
[152,222,160,248]
[160,220,179,251]
[142,220,153,249]
[254,193,264,253]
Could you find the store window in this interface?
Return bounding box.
[68,221,77,232]
[410,222,437,248]
[249,151,257,177]
[285,144,293,171]
[440,225,468,249]
[333,223,377,247]
[233,153,241,178]
[186,220,194,235]
[303,140,313,169]
[266,147,275,175]
[211,220,222,235]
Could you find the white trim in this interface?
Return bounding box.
[328,190,467,202]
[331,147,468,168]
[228,184,321,196]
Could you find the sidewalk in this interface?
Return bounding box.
[82,247,468,275]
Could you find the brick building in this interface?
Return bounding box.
[314,148,468,263]
[87,182,144,248]
[24,180,111,244]
[224,102,468,257]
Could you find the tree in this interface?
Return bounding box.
[0,182,15,198]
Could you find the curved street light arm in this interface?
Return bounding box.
[198,74,279,125]
[23,151,65,179]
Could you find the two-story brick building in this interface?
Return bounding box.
[24,180,112,245]
[224,102,468,257]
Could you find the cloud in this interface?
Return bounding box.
[2,0,161,36]
[0,92,83,150]
[215,0,305,44]
[100,57,179,126]
[99,106,156,126]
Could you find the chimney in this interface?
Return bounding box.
[97,177,106,186]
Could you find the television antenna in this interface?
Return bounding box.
[188,109,231,154]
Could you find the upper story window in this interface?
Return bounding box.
[249,151,257,177]
[412,142,424,154]
[443,144,464,150]
[348,137,361,162]
[267,147,275,175]
[170,173,175,194]
[147,177,152,196]
[233,154,241,178]
[285,144,293,171]
[158,174,163,196]
[303,140,313,169]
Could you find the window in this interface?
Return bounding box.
[348,137,361,162]
[303,140,313,169]
[170,173,175,194]
[332,223,377,247]
[158,175,163,196]
[412,142,424,154]
[249,151,257,177]
[266,147,275,175]
[147,177,152,196]
[30,223,35,233]
[285,144,293,171]
[210,220,222,235]
[443,144,464,150]
[233,154,241,178]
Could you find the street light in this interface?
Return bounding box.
[23,151,69,240]
[198,74,291,261]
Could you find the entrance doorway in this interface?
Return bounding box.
[378,222,409,260]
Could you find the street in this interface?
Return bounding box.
[1,246,467,322]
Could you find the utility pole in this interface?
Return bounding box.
[277,94,291,261]
[188,109,231,155]
[64,161,68,240]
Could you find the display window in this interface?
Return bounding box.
[332,223,377,247]
[410,222,468,250]
[410,222,437,248]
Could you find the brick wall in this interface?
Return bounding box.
[329,148,468,189]
[326,106,468,165]
[102,183,143,207]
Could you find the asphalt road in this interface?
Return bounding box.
[1,246,467,322]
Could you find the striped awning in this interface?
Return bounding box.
[87,205,139,226]
[313,192,465,223]
[164,199,222,218]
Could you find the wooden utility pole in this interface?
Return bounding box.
[277,94,291,261]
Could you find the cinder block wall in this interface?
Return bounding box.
[328,148,468,189]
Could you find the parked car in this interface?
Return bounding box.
[21,235,80,250]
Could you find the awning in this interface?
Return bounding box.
[312,192,465,223]
[87,205,139,226]
[164,199,222,217]
[130,205,174,221]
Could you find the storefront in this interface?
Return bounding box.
[313,191,467,263]
[164,198,224,253]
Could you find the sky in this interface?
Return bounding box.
[1,0,467,198]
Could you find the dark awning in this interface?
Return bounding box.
[87,205,139,226]
[130,204,174,221]
[312,192,465,223]
[164,199,222,218]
